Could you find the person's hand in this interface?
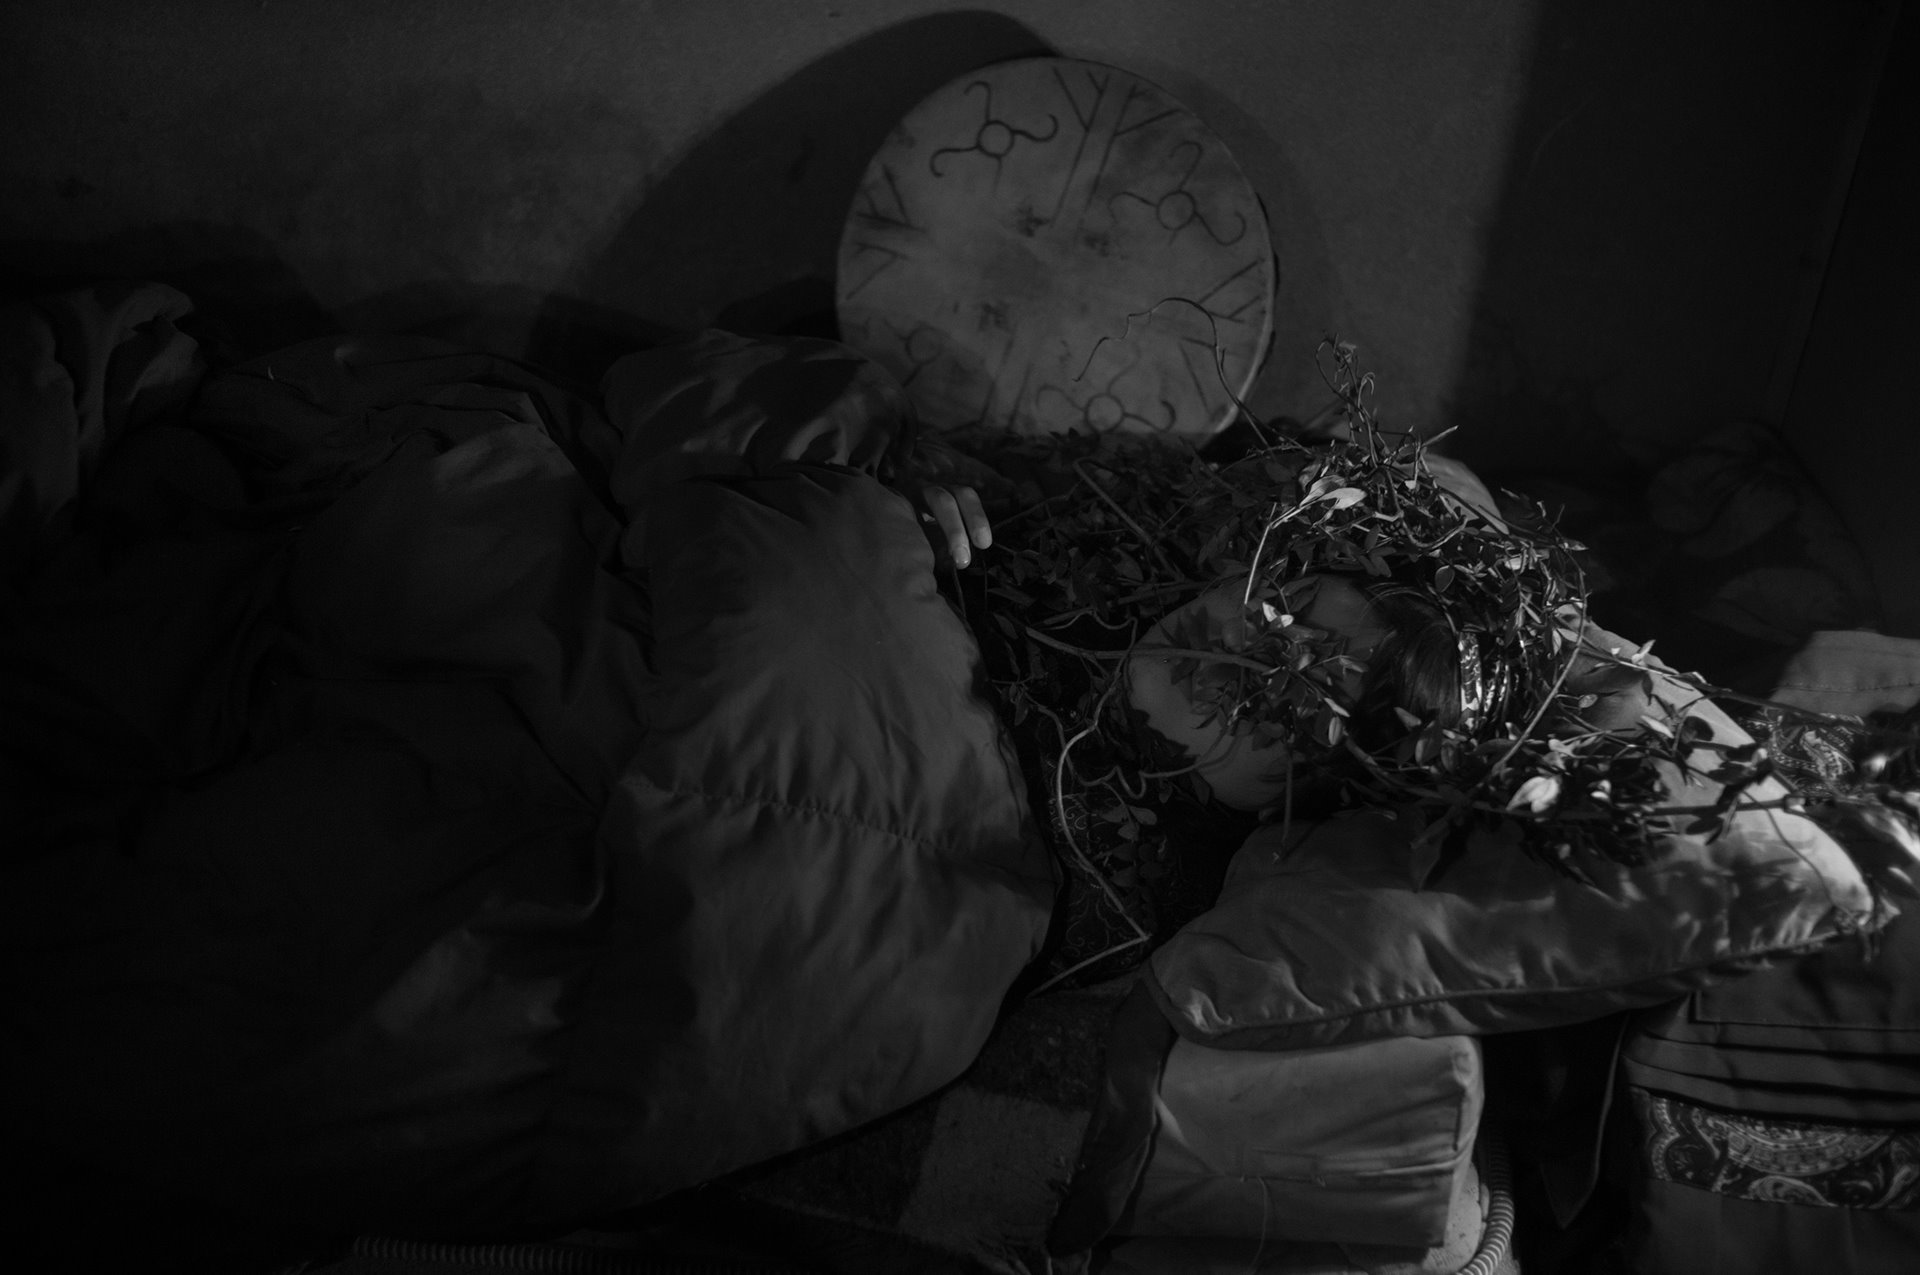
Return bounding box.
[917,484,993,568]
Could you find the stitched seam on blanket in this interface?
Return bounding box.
[661,781,977,859]
[1189,938,1844,1035]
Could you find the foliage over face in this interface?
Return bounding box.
[932,339,1919,902]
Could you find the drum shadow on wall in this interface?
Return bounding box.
[535,11,1054,375]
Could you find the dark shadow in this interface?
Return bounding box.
[0,222,337,364]
[1441,8,1907,1265]
[0,226,673,391]
[1442,1,1896,693]
[537,10,1055,374]
[1446,2,1892,487]
[0,16,1056,388]
[332,279,684,388]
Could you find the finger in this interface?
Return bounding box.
[920,485,969,567]
[953,485,993,550]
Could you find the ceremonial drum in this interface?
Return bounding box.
[835,58,1275,437]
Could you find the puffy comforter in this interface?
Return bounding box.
[0,284,1056,1236]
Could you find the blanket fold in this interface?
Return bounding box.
[2,295,1054,1239]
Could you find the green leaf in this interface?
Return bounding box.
[1319,708,1345,747]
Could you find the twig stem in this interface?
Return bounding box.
[1074,459,1184,580]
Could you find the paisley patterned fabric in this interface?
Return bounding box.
[1631,1088,1920,1210]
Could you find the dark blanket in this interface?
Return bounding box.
[735,983,1128,1275]
[0,288,1055,1239]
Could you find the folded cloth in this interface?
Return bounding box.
[0,281,205,577]
[1125,1035,1484,1249]
[1622,912,1920,1123]
[1609,627,1920,1273]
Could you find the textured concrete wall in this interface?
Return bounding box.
[0,0,1892,480]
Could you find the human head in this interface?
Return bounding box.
[1127,573,1467,811]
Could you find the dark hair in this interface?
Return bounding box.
[1346,584,1465,752]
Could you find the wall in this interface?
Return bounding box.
[1782,5,1920,634]
[0,0,1892,481]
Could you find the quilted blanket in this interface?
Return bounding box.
[0,286,1056,1240]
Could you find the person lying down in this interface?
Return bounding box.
[899,342,1920,992]
[723,334,1920,1267]
[3,310,1913,1257]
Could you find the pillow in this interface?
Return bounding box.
[1147,633,1886,1049]
[1769,628,1920,718]
[1126,1033,1483,1248]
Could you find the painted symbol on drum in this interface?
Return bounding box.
[1036,345,1177,433]
[930,81,1060,180]
[835,58,1275,437]
[885,321,947,386]
[1108,141,1248,247]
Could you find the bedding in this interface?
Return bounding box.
[875,404,1905,1268]
[721,989,1489,1269]
[0,281,205,575]
[1126,1033,1484,1248]
[0,284,1055,1238]
[1105,1153,1516,1275]
[9,278,1906,1275]
[733,980,1133,1275]
[1147,629,1885,1051]
[1615,916,1920,1275]
[1607,632,1920,1275]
